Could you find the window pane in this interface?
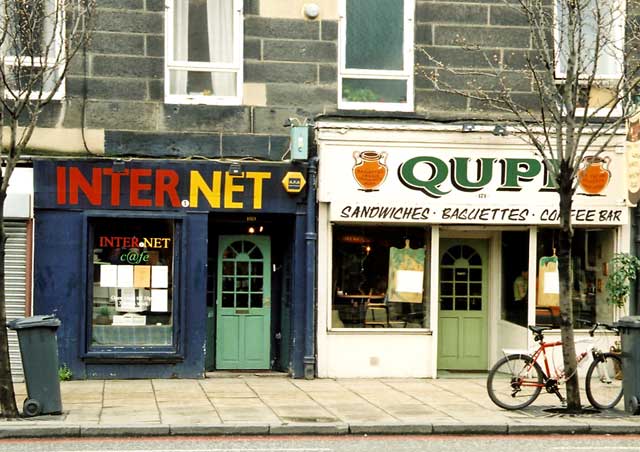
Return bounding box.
[342,78,407,104]
[535,228,615,328]
[555,0,623,78]
[169,69,237,97]
[91,218,175,347]
[250,293,263,308]
[251,262,263,276]
[5,64,60,97]
[236,293,249,308]
[502,231,529,327]
[4,0,58,59]
[222,292,234,308]
[345,0,404,70]
[173,0,234,64]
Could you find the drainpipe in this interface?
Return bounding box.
[303,157,318,379]
[634,207,640,316]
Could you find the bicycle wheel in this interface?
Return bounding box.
[487,354,544,410]
[585,352,623,409]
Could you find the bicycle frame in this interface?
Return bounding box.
[507,326,614,400]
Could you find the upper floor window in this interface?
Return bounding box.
[165,0,243,105]
[2,0,65,100]
[554,0,625,81]
[339,0,414,112]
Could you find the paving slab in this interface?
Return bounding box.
[1,375,640,438]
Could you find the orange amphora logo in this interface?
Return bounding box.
[352,150,388,191]
[578,156,611,195]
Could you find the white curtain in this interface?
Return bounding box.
[206,0,235,96]
[171,0,189,95]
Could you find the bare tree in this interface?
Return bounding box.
[0,0,95,418]
[417,0,640,412]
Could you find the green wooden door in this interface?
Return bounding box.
[437,239,488,370]
[216,236,271,369]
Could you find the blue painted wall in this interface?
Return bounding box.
[33,209,208,379]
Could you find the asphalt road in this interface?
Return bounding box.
[0,435,640,452]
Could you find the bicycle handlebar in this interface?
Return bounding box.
[528,322,619,342]
[588,322,619,337]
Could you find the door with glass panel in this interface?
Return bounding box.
[216,236,271,369]
[438,239,488,370]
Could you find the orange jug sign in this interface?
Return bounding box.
[578,156,611,195]
[352,150,388,191]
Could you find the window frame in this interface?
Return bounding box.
[82,212,184,360]
[2,0,66,101]
[338,0,415,112]
[164,0,244,106]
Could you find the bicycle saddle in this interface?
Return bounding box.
[528,325,552,335]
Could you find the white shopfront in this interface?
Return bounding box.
[316,120,631,378]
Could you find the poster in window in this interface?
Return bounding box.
[99,265,117,287]
[151,289,168,312]
[134,265,151,288]
[152,266,169,288]
[387,243,425,303]
[117,265,134,288]
[537,255,560,307]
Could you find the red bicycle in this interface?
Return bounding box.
[486,323,623,410]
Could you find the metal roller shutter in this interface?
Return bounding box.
[6,221,27,382]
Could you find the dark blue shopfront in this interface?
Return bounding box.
[33,158,314,379]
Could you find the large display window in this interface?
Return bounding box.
[89,217,177,348]
[331,225,431,329]
[535,228,615,328]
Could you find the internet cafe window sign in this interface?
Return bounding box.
[91,218,175,347]
[331,225,430,329]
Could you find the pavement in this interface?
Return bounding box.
[2,373,640,438]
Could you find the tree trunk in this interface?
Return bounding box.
[557,166,581,412]
[0,195,18,417]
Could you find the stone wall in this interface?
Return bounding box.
[31,0,594,157]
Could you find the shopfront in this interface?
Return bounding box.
[33,158,311,379]
[316,120,630,378]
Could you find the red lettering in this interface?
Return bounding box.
[56,167,66,204]
[103,169,128,207]
[130,169,152,207]
[131,237,139,248]
[123,237,131,248]
[69,167,102,205]
[155,169,180,207]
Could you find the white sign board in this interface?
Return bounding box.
[318,144,628,225]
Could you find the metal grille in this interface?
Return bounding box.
[6,221,28,382]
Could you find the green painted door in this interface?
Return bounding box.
[438,239,488,370]
[216,235,271,369]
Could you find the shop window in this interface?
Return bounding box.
[535,228,615,329]
[165,0,243,105]
[90,218,176,348]
[331,225,430,329]
[338,0,414,111]
[501,231,529,327]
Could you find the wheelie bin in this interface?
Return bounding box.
[615,316,640,414]
[7,315,62,416]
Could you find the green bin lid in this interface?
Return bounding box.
[615,316,640,329]
[7,315,61,330]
